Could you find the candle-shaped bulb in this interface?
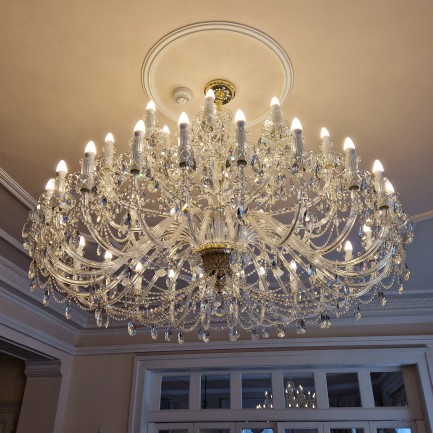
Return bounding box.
[290,117,302,132]
[363,224,372,234]
[178,112,190,126]
[344,240,353,252]
[56,160,68,175]
[79,236,86,248]
[162,125,170,134]
[385,179,394,194]
[372,159,384,174]
[270,96,280,107]
[134,120,145,134]
[205,89,215,100]
[320,127,330,139]
[85,140,96,156]
[104,250,113,262]
[135,262,143,272]
[45,178,55,191]
[343,137,355,150]
[289,260,297,272]
[105,133,114,144]
[146,100,156,111]
[235,109,246,124]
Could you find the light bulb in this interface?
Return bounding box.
[270,96,280,107]
[385,179,394,194]
[320,127,330,138]
[178,112,189,126]
[134,120,145,134]
[235,109,246,124]
[344,240,353,252]
[343,137,355,150]
[363,224,372,234]
[162,125,170,134]
[372,159,384,174]
[104,250,113,261]
[56,160,67,174]
[105,133,114,143]
[79,236,86,248]
[45,178,55,191]
[85,140,96,156]
[146,100,156,111]
[289,260,297,272]
[135,262,143,272]
[290,117,302,131]
[205,89,215,100]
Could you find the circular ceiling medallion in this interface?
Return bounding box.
[142,22,293,126]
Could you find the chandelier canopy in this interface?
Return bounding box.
[23,80,413,343]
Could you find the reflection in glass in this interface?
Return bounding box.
[377,429,412,433]
[201,374,230,409]
[371,372,408,407]
[327,373,361,407]
[330,429,364,433]
[242,429,274,433]
[160,376,189,410]
[283,374,316,408]
[285,429,319,433]
[242,374,273,409]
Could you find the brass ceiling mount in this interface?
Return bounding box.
[204,79,236,110]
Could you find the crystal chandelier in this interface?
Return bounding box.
[23,79,414,343]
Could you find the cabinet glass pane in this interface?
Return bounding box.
[330,429,364,433]
[283,373,316,408]
[371,372,408,407]
[242,374,272,408]
[243,429,274,433]
[201,374,230,409]
[326,373,361,407]
[198,429,231,433]
[284,429,318,433]
[376,429,412,433]
[158,430,189,433]
[160,376,189,409]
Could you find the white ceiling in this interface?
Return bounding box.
[1,0,433,343]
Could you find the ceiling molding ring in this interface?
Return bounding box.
[141,21,294,126]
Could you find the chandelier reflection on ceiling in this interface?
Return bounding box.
[23,79,413,343]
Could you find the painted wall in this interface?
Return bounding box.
[60,353,135,433]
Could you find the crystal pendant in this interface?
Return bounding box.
[354,305,362,321]
[277,327,286,338]
[42,291,49,307]
[295,319,306,334]
[229,328,240,341]
[197,328,205,341]
[164,327,172,341]
[177,331,184,344]
[65,304,72,320]
[104,314,110,328]
[262,328,270,338]
[398,282,404,295]
[128,320,137,336]
[30,278,37,292]
[95,309,103,327]
[251,329,259,341]
[202,330,210,343]
[377,291,387,306]
[150,324,158,340]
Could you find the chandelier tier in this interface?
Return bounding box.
[23,81,413,343]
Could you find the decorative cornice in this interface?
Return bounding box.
[25,359,62,377]
[0,255,89,328]
[411,209,433,223]
[0,227,27,255]
[0,168,37,209]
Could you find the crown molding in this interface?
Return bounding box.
[25,359,62,377]
[0,255,89,329]
[0,168,37,210]
[411,209,433,223]
[0,227,27,255]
